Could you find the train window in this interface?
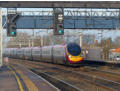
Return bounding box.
[43,50,50,54]
[53,47,64,56]
[67,43,81,56]
[34,50,40,54]
[54,50,61,54]
[25,50,31,54]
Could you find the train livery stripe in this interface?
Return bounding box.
[11,65,39,91]
[8,66,24,91]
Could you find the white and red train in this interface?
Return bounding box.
[3,43,83,66]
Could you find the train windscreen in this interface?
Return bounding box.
[67,43,81,56]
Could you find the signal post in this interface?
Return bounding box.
[53,8,64,45]
[53,8,64,35]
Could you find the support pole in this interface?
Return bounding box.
[52,35,55,45]
[0,8,2,67]
[28,40,31,47]
[32,41,34,47]
[41,35,43,46]
[19,43,21,48]
[49,32,52,45]
[32,29,34,47]
[79,32,82,47]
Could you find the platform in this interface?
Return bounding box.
[0,64,59,91]
[0,65,19,91]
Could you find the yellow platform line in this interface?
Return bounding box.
[11,65,39,91]
[8,66,24,91]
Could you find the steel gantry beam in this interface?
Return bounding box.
[0,1,120,8]
[2,8,120,29]
[18,9,120,18]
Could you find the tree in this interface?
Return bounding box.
[6,32,31,48]
[100,38,114,59]
[54,35,65,45]
[82,34,96,48]
[114,36,120,47]
[33,35,41,46]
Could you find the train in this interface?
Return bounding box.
[3,43,83,66]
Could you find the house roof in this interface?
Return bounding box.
[113,47,120,52]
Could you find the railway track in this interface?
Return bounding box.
[8,59,120,91]
[27,63,120,91]
[79,66,120,77]
[30,69,83,91]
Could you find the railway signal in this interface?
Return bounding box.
[57,24,64,34]
[7,13,20,37]
[53,8,64,35]
[7,21,16,37]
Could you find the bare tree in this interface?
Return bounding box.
[114,36,120,47]
[100,38,113,59]
[82,34,96,48]
[7,32,31,48]
[33,35,41,46]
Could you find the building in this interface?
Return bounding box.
[109,48,120,60]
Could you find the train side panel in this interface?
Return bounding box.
[3,49,7,57]
[53,45,66,64]
[42,46,52,62]
[24,48,32,60]
[32,47,41,61]
[16,49,21,59]
[6,49,8,57]
[9,49,13,58]
[11,48,16,58]
[82,48,102,61]
[7,49,11,58]
[16,48,24,59]
[11,49,16,58]
[4,48,7,57]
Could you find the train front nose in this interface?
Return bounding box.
[68,55,83,63]
[66,43,83,63]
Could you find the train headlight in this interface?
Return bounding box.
[68,55,72,58]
